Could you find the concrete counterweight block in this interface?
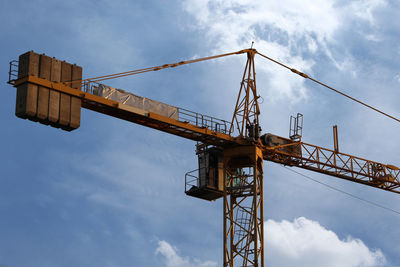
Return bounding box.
[15,51,39,119]
[48,58,61,125]
[70,64,82,129]
[37,54,52,123]
[60,61,72,130]
[15,51,83,131]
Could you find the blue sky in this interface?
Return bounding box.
[1,0,400,266]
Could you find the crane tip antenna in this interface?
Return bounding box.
[251,41,254,49]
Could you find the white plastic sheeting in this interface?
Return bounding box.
[95,84,179,120]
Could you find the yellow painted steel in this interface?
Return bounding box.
[14,75,236,146]
[10,49,400,267]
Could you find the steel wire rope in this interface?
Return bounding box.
[256,51,400,124]
[64,49,250,85]
[281,165,400,216]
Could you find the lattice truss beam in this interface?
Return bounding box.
[263,142,400,193]
[230,49,260,138]
[223,146,264,267]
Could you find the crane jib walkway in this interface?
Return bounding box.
[13,75,236,146]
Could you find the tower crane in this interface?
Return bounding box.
[7,48,400,267]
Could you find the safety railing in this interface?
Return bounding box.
[84,82,232,136]
[178,108,232,135]
[185,168,202,193]
[8,60,18,85]
[82,81,101,95]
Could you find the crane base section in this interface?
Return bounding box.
[14,51,82,131]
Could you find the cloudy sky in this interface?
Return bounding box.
[1,0,400,266]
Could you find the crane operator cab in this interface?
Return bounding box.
[185,146,224,201]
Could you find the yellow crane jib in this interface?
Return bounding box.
[7,49,400,267]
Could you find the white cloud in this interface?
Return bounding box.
[155,240,217,267]
[395,74,400,83]
[346,0,386,24]
[182,0,385,102]
[156,217,386,267]
[265,217,386,267]
[182,0,337,102]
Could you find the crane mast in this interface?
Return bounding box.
[8,49,400,267]
[223,49,264,266]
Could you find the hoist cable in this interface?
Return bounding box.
[256,51,400,124]
[64,49,250,85]
[282,166,400,216]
